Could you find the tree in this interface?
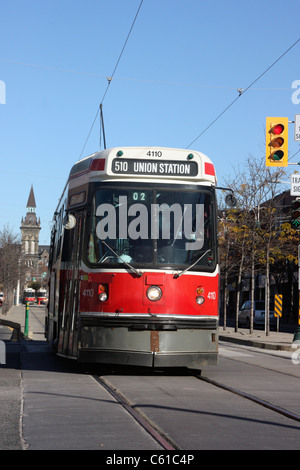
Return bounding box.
[0,225,23,313]
[28,281,42,292]
[219,207,249,331]
[219,156,292,334]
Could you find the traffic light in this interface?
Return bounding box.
[265,117,288,167]
[291,199,300,229]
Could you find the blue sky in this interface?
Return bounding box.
[0,0,299,244]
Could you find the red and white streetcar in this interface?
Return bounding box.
[46,147,220,368]
[36,288,48,305]
[23,288,36,304]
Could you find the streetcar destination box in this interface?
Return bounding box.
[111,158,198,176]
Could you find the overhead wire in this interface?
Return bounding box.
[79,0,144,159]
[186,37,300,149]
[0,59,294,91]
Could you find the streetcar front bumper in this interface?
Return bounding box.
[78,314,218,368]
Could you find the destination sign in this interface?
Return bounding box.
[112,159,198,177]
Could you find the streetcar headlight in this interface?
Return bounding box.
[196,296,205,305]
[99,292,108,302]
[146,285,162,301]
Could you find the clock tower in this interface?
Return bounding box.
[20,185,41,267]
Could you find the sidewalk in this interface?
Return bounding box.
[1,304,299,351]
[0,304,46,341]
[219,326,297,351]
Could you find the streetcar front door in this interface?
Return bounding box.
[60,214,82,358]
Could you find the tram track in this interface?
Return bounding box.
[32,303,299,440]
[92,375,178,450]
[89,354,300,451]
[17,331,300,449]
[9,303,299,449]
[197,373,300,423]
[91,361,300,452]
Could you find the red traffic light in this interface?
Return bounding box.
[270,124,285,135]
[293,200,300,210]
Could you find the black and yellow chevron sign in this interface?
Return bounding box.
[274,294,282,318]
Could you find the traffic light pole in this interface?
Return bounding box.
[265,115,300,343]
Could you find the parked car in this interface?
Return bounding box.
[238,300,276,329]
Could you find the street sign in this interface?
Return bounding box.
[290,174,300,196]
[291,175,300,196]
[274,294,282,318]
[295,115,300,141]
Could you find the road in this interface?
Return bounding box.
[98,341,300,450]
[1,316,299,451]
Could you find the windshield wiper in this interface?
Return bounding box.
[174,247,215,279]
[101,240,143,277]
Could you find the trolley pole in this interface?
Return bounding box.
[24,302,29,338]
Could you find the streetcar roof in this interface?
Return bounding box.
[52,147,217,216]
[68,147,217,186]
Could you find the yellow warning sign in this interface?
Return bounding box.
[274,294,282,318]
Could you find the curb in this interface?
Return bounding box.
[219,334,293,351]
[0,319,21,342]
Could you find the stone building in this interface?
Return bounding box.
[20,186,49,287]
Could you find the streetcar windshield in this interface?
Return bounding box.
[86,184,216,270]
